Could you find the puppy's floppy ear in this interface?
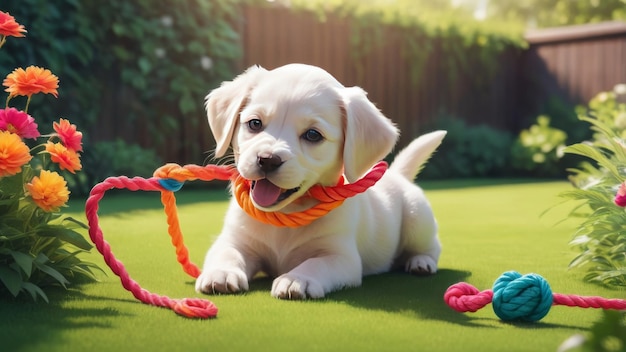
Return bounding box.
[206,65,266,157]
[341,87,399,183]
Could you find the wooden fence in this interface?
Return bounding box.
[238,5,522,151]
[89,5,626,164]
[521,21,626,116]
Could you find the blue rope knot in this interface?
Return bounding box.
[492,271,553,322]
[158,178,184,192]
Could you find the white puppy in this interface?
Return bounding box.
[195,63,445,299]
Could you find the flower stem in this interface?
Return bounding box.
[24,95,32,113]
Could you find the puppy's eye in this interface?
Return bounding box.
[247,119,263,132]
[302,129,323,143]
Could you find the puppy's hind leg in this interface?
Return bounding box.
[400,195,441,275]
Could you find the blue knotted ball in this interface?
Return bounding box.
[492,271,553,322]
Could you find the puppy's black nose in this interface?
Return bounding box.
[257,154,283,173]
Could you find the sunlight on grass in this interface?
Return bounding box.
[3,180,623,352]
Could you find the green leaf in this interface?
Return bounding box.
[9,251,34,276]
[0,266,22,296]
[38,226,93,250]
[138,57,151,74]
[564,143,622,180]
[34,262,70,288]
[63,216,89,230]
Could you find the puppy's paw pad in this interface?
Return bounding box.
[271,274,325,300]
[405,255,438,275]
[195,269,248,295]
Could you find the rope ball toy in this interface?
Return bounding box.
[444,271,626,322]
[85,161,387,319]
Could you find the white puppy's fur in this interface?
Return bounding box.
[195,63,445,299]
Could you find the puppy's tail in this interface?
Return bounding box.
[389,130,446,181]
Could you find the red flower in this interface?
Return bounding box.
[0,11,26,38]
[53,118,82,152]
[0,107,40,139]
[3,66,59,98]
[615,182,626,207]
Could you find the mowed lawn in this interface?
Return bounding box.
[2,179,624,352]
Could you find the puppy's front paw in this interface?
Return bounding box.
[405,255,438,275]
[195,269,249,295]
[271,274,325,300]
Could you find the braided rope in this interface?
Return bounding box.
[155,161,388,227]
[444,271,626,322]
[85,176,219,319]
[85,162,387,318]
[231,161,388,227]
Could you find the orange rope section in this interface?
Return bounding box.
[83,162,386,319]
[154,161,388,228]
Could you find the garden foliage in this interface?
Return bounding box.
[421,116,513,178]
[0,0,242,168]
[0,12,100,302]
[511,115,568,177]
[561,87,626,288]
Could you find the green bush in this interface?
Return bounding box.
[560,87,626,288]
[421,116,513,179]
[511,115,568,177]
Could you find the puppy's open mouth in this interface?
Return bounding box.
[251,179,300,208]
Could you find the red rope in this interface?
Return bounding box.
[553,292,626,310]
[85,176,219,319]
[444,282,626,314]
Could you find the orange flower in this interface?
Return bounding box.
[26,170,70,212]
[3,66,59,98]
[0,130,32,177]
[45,141,81,173]
[0,11,26,38]
[53,118,83,152]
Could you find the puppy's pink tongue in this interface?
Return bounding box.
[251,179,281,207]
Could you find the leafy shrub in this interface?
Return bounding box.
[510,115,568,177]
[0,13,100,302]
[421,116,513,179]
[1,0,241,163]
[560,87,626,288]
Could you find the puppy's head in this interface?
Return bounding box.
[206,64,398,212]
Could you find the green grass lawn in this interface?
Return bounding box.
[2,179,624,351]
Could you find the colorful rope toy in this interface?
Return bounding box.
[444,271,626,322]
[85,161,387,319]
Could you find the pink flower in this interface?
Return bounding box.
[0,11,26,38]
[53,118,82,151]
[615,182,626,207]
[0,107,39,139]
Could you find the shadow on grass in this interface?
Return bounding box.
[329,269,487,326]
[248,268,589,330]
[247,269,487,326]
[0,287,130,351]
